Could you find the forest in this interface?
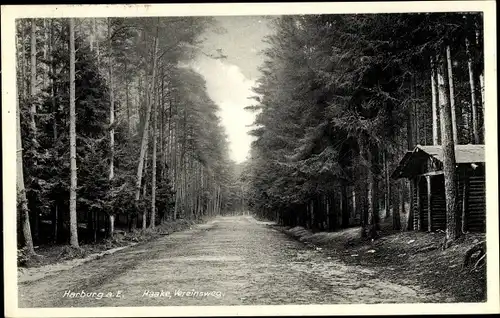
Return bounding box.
[11,11,491,308]
[243,13,485,246]
[15,13,486,260]
[16,17,245,256]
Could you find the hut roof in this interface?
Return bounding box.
[391,144,485,179]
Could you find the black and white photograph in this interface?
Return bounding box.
[2,2,498,317]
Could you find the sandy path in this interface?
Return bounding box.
[18,215,448,307]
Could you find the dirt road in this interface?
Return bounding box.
[18,215,450,307]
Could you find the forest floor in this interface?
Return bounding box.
[272,219,486,303]
[17,218,202,283]
[18,215,465,308]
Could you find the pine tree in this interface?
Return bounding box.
[437,47,460,244]
[68,18,79,248]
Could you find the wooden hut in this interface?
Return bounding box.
[391,144,486,233]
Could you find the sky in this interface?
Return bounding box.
[190,16,274,163]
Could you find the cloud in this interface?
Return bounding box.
[190,56,258,163]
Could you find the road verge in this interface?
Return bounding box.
[270,222,486,302]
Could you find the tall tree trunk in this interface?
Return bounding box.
[159,65,165,178]
[43,19,48,88]
[466,36,480,144]
[125,60,130,138]
[181,107,188,218]
[479,72,485,114]
[90,20,94,51]
[150,72,158,229]
[475,24,485,138]
[430,56,439,145]
[19,21,27,100]
[134,29,159,207]
[142,148,149,230]
[366,148,376,233]
[50,19,58,243]
[108,18,115,181]
[446,45,458,145]
[69,18,79,248]
[383,150,391,219]
[406,103,414,150]
[341,182,349,228]
[107,19,116,237]
[166,89,173,175]
[360,134,375,237]
[413,75,419,146]
[94,18,100,67]
[437,48,460,245]
[30,19,38,144]
[217,185,221,216]
[17,90,36,255]
[173,137,179,220]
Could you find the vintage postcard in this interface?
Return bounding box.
[2,1,498,317]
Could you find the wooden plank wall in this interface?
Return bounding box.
[413,168,486,233]
[418,178,429,231]
[466,174,486,232]
[412,179,419,230]
[430,175,446,231]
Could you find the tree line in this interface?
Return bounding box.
[16,17,241,255]
[244,13,484,245]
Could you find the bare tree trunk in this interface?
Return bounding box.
[200,166,205,217]
[108,214,114,236]
[43,19,48,89]
[446,45,458,145]
[17,90,36,255]
[466,36,480,144]
[218,186,221,216]
[479,73,485,113]
[142,148,149,230]
[413,75,419,146]
[28,21,41,242]
[173,137,180,220]
[406,97,414,150]
[90,19,94,51]
[19,21,27,100]
[108,19,115,181]
[125,60,130,138]
[30,19,38,143]
[94,18,100,67]
[69,18,79,248]
[159,65,165,177]
[430,56,439,145]
[107,19,116,237]
[359,134,375,237]
[135,29,159,206]
[475,25,485,133]
[437,48,460,245]
[366,150,375,232]
[181,108,188,219]
[383,150,391,219]
[49,19,58,243]
[150,73,158,229]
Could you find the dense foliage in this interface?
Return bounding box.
[16,17,240,248]
[245,13,484,238]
